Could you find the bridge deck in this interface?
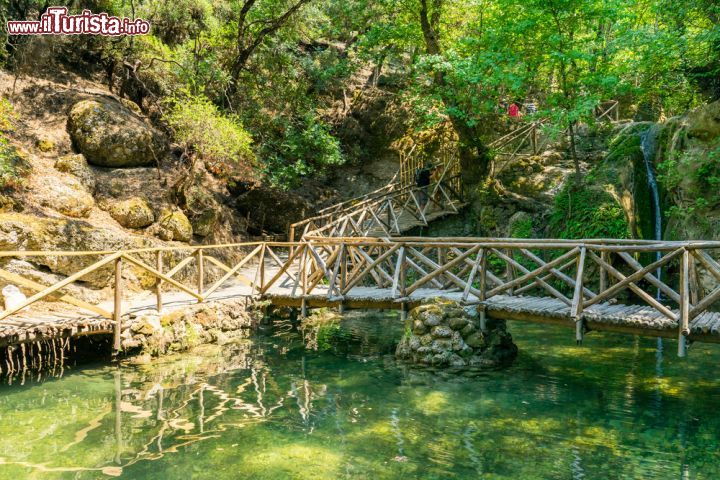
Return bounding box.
[3,279,720,347]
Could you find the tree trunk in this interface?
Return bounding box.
[418,0,491,197]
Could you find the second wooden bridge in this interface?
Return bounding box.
[2,236,720,357]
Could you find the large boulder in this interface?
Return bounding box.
[54,154,96,191]
[37,176,95,218]
[108,197,154,229]
[67,98,165,167]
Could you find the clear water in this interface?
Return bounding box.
[0,312,719,479]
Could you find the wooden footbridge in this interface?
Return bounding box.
[2,236,720,357]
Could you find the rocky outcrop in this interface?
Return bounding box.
[395,299,517,368]
[67,98,165,167]
[0,213,161,288]
[120,298,260,355]
[108,197,154,229]
[54,154,96,191]
[234,185,311,234]
[37,176,95,218]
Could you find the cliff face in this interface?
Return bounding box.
[655,101,720,241]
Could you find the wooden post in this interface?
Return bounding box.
[113,257,122,357]
[258,244,266,294]
[479,249,488,332]
[400,302,408,321]
[531,124,538,155]
[155,250,163,313]
[196,249,204,299]
[300,247,308,318]
[572,247,587,344]
[689,254,699,306]
[505,249,515,295]
[678,249,690,357]
[599,250,608,293]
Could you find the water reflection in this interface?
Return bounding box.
[0,315,718,479]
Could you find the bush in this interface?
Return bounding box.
[549,185,629,239]
[260,113,344,189]
[0,99,30,191]
[163,94,257,180]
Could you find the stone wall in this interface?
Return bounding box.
[395,299,517,368]
[120,298,261,358]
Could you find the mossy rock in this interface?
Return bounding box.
[153,208,193,242]
[67,98,165,167]
[54,154,95,191]
[108,197,154,229]
[35,138,54,152]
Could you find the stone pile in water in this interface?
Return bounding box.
[395,299,517,368]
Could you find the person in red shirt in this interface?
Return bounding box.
[508,102,520,119]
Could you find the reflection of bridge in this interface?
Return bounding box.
[3,236,720,357]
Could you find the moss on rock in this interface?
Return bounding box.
[152,208,193,242]
[67,98,165,167]
[108,197,154,229]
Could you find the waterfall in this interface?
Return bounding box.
[640,125,662,297]
[640,124,665,397]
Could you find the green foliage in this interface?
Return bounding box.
[259,113,344,189]
[509,217,534,239]
[549,185,630,239]
[0,99,30,191]
[163,94,256,180]
[0,138,31,192]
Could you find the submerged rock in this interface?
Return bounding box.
[396,299,517,369]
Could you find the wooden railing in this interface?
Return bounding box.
[3,237,720,357]
[289,175,463,241]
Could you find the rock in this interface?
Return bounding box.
[395,299,517,370]
[412,319,428,335]
[431,325,453,338]
[131,314,162,335]
[152,208,193,242]
[423,312,442,327]
[37,176,94,218]
[0,212,161,288]
[67,98,165,167]
[0,259,104,303]
[461,322,476,337]
[234,185,311,234]
[179,184,220,237]
[465,332,485,348]
[108,197,154,229]
[448,317,469,330]
[685,100,720,141]
[55,154,96,191]
[430,339,452,353]
[36,138,54,152]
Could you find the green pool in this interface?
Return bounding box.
[0,312,718,479]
